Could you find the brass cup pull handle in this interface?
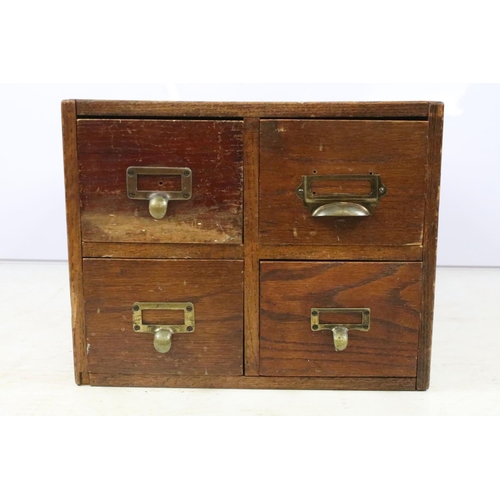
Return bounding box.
[132,302,195,353]
[127,167,193,220]
[296,174,387,217]
[311,308,370,351]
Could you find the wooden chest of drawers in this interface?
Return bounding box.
[62,100,443,390]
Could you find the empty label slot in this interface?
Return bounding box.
[319,310,364,325]
[309,178,372,196]
[141,308,185,326]
[137,174,182,192]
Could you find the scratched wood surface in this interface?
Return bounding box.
[258,245,422,261]
[63,100,444,390]
[89,374,416,390]
[62,100,88,384]
[76,100,431,119]
[82,242,244,259]
[83,259,244,376]
[243,118,261,375]
[78,119,244,244]
[259,120,429,246]
[260,261,422,377]
[417,103,445,390]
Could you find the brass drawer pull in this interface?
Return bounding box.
[296,174,386,217]
[311,308,370,351]
[127,167,193,219]
[132,302,195,353]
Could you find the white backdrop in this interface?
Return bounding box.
[0,83,498,266]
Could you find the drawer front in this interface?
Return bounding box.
[78,120,244,244]
[260,120,428,246]
[83,259,243,376]
[260,261,422,377]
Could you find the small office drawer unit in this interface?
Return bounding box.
[62,100,443,390]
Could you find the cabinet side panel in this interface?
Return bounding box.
[417,103,444,390]
[62,100,88,385]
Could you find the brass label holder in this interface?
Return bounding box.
[132,302,195,353]
[296,174,386,216]
[127,166,192,220]
[311,307,370,351]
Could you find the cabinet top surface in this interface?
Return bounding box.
[68,100,443,119]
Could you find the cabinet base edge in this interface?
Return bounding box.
[87,374,417,391]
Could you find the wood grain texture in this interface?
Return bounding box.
[64,101,443,390]
[83,242,243,259]
[83,259,244,376]
[259,245,422,261]
[243,118,260,375]
[62,100,88,385]
[260,261,422,377]
[76,100,430,119]
[83,243,421,261]
[89,374,416,390]
[259,120,429,247]
[78,119,244,244]
[417,103,444,390]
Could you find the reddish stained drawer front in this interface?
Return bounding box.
[259,120,428,247]
[78,119,244,244]
[260,261,422,377]
[83,259,244,376]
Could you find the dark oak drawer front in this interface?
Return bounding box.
[83,259,244,376]
[259,120,428,247]
[78,119,244,244]
[260,261,422,377]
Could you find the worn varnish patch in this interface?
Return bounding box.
[78,119,244,244]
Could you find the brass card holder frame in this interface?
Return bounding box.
[296,174,387,217]
[311,307,371,351]
[132,302,195,353]
[127,166,192,220]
